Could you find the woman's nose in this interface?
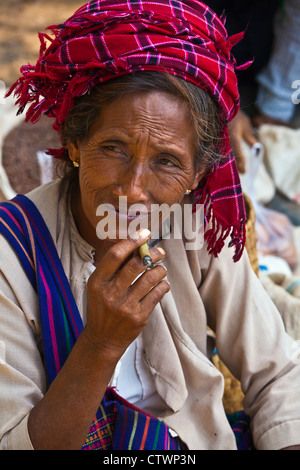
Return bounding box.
[114,163,150,204]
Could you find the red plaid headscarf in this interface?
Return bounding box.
[7,0,250,261]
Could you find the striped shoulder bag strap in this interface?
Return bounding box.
[0,194,83,383]
[0,194,188,450]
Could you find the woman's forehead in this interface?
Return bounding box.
[88,90,195,139]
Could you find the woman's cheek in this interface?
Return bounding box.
[155,174,191,203]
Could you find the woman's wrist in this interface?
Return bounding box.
[28,326,122,450]
[79,325,127,364]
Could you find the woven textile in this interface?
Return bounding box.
[227,411,254,450]
[82,388,188,450]
[0,194,187,450]
[7,0,247,130]
[6,0,249,262]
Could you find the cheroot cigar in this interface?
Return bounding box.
[139,242,153,268]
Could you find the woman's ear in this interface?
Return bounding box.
[67,140,80,165]
[191,166,207,190]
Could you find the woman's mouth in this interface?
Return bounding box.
[96,201,167,241]
[116,209,150,222]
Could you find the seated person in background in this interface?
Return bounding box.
[205,0,300,172]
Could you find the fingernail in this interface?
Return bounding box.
[156,247,165,256]
[130,228,151,241]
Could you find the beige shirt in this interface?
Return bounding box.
[1,179,300,450]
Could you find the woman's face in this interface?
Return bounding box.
[68,89,205,248]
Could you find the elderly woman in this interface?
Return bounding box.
[1,0,300,451]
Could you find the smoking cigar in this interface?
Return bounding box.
[139,242,153,269]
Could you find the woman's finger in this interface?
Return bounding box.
[114,246,166,289]
[127,263,168,304]
[139,279,171,313]
[95,228,151,282]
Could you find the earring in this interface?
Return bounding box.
[185,189,192,195]
[73,161,79,168]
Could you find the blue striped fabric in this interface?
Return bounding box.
[0,194,188,450]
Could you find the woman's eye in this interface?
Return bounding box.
[101,145,125,156]
[103,145,119,152]
[159,157,179,167]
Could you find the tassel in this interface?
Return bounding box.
[228,219,246,262]
[227,31,245,49]
[46,147,69,160]
[204,214,232,258]
[235,60,254,71]
[219,11,227,26]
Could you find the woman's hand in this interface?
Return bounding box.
[28,229,169,450]
[84,229,169,356]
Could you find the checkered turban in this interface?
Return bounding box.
[7,0,251,261]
